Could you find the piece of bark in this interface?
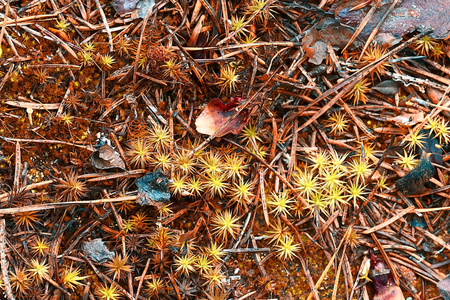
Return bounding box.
[334,0,450,43]
[438,275,450,300]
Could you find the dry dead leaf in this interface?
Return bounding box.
[371,80,399,95]
[90,144,126,170]
[302,17,361,65]
[387,111,424,126]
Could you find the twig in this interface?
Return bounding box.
[0,64,14,93]
[342,0,382,52]
[166,273,181,300]
[362,206,415,234]
[56,48,76,80]
[259,169,270,225]
[135,72,168,86]
[43,273,72,297]
[59,221,100,258]
[358,0,399,60]
[349,255,369,300]
[292,29,433,136]
[5,100,60,110]
[407,251,446,280]
[360,212,401,286]
[331,243,348,300]
[237,291,257,300]
[0,219,15,300]
[0,136,95,151]
[414,226,450,253]
[223,247,271,254]
[0,0,10,54]
[174,41,300,51]
[34,23,78,59]
[223,212,253,263]
[133,10,152,83]
[389,254,438,285]
[0,195,138,215]
[277,214,318,300]
[0,13,58,25]
[197,0,221,34]
[13,141,20,192]
[93,0,113,52]
[135,258,151,299]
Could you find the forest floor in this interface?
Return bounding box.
[1,0,450,299]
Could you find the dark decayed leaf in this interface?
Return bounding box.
[136,169,171,208]
[195,97,250,137]
[422,129,444,165]
[396,156,434,195]
[82,238,115,264]
[371,80,399,96]
[302,17,361,65]
[370,251,405,300]
[90,144,126,170]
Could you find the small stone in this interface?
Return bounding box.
[112,0,155,19]
[82,238,114,264]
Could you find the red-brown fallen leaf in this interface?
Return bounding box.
[370,251,405,300]
[195,97,250,137]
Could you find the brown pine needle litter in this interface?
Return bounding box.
[1,0,450,298]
